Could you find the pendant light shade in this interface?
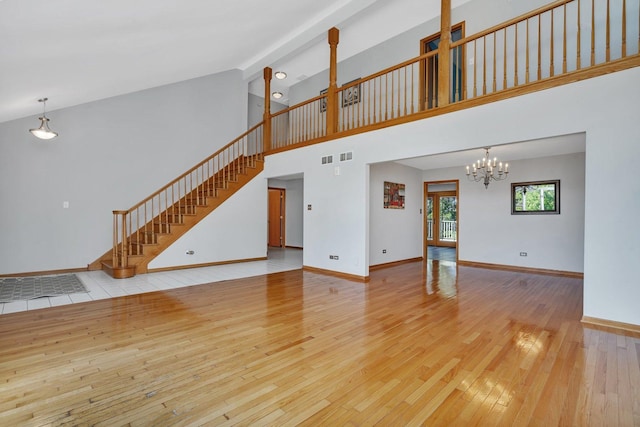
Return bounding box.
[29,98,58,140]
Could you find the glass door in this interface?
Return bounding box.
[426,191,457,248]
[438,194,457,247]
[426,195,434,243]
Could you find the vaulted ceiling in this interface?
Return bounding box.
[0,0,472,123]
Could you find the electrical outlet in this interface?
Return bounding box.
[334,255,339,260]
[520,252,528,257]
[329,255,334,260]
[382,249,387,254]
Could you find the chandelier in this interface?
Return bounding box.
[465,147,509,189]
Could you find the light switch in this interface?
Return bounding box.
[63,201,69,209]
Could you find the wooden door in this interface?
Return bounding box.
[268,188,285,247]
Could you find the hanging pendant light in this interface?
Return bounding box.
[29,98,58,140]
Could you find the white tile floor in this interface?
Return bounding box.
[0,248,303,315]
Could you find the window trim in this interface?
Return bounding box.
[511,180,561,215]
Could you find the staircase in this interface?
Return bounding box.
[92,125,264,278]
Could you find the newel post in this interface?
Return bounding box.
[326,27,339,135]
[263,67,272,152]
[112,210,129,268]
[438,0,452,107]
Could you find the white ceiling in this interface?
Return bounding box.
[394,133,586,171]
[0,0,472,124]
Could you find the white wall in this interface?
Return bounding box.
[265,67,640,326]
[0,70,247,274]
[149,172,267,269]
[268,178,304,248]
[423,152,585,272]
[265,145,368,277]
[288,0,553,105]
[369,162,423,265]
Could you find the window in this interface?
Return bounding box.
[511,180,560,214]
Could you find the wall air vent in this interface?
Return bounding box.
[321,155,334,165]
[340,151,353,162]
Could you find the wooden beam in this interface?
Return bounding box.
[263,67,272,152]
[327,27,339,135]
[438,0,451,107]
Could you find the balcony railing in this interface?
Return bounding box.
[427,219,458,242]
[262,0,639,153]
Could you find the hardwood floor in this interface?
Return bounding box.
[1,261,638,426]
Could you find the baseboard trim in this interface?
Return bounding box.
[303,265,369,282]
[148,257,268,274]
[581,316,640,335]
[457,260,583,278]
[370,257,424,271]
[285,246,303,250]
[0,266,89,278]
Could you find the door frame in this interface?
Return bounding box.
[423,180,459,262]
[428,190,457,248]
[268,187,286,248]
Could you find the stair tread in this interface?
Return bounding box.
[104,157,264,278]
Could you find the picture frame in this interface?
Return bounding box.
[511,180,560,215]
[319,88,328,113]
[341,78,361,108]
[383,181,405,209]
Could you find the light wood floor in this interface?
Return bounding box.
[1,261,639,426]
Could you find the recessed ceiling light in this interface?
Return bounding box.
[274,71,287,80]
[272,91,283,99]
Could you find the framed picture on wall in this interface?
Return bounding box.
[341,79,361,107]
[319,88,328,112]
[384,181,405,209]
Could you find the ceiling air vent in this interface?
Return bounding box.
[340,151,353,162]
[321,155,333,165]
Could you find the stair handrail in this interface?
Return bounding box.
[112,122,264,270]
[126,122,264,214]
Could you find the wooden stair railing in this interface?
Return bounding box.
[100,123,264,278]
[268,0,640,153]
[95,0,640,278]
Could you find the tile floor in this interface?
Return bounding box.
[0,248,303,315]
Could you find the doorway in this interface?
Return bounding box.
[268,188,285,247]
[424,181,458,261]
[420,22,465,109]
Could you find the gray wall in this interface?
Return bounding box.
[288,0,555,105]
[248,93,288,128]
[0,70,247,274]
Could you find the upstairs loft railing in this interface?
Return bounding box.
[111,123,263,272]
[265,0,640,152]
[109,0,638,275]
[453,0,638,97]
